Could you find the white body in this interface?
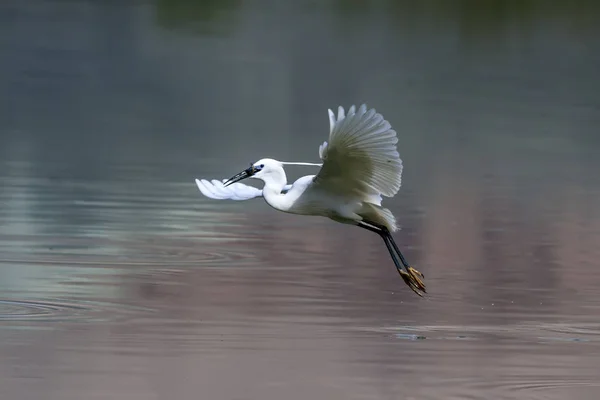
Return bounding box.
[195,104,403,232]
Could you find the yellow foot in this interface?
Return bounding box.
[399,266,426,296]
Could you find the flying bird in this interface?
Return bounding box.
[195,104,426,296]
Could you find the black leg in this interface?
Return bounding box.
[359,222,409,265]
[364,223,421,276]
[358,222,405,273]
[371,223,426,286]
[357,221,426,296]
[381,227,411,271]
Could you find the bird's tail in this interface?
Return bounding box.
[360,203,398,232]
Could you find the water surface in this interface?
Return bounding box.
[1,1,600,399]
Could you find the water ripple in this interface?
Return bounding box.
[0,298,155,326]
[0,299,85,322]
[0,233,262,269]
[360,322,600,343]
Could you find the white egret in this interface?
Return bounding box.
[195,104,426,296]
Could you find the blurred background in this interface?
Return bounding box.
[1,1,599,399]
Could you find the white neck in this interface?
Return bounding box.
[258,166,294,211]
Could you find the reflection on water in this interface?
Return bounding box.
[1,1,600,399]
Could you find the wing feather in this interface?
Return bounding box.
[195,179,263,201]
[319,141,328,159]
[195,179,293,201]
[315,104,402,198]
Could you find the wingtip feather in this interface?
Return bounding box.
[328,109,335,133]
[337,106,345,121]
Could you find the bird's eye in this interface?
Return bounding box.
[260,164,264,168]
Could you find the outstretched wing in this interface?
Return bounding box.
[195,179,262,200]
[314,104,402,199]
[195,179,292,201]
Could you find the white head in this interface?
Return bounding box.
[224,158,323,188]
[223,158,286,187]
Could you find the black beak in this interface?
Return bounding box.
[224,165,255,187]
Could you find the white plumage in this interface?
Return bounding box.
[195,178,292,201]
[194,104,426,296]
[317,104,402,198]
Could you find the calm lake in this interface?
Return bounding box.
[1,1,600,399]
